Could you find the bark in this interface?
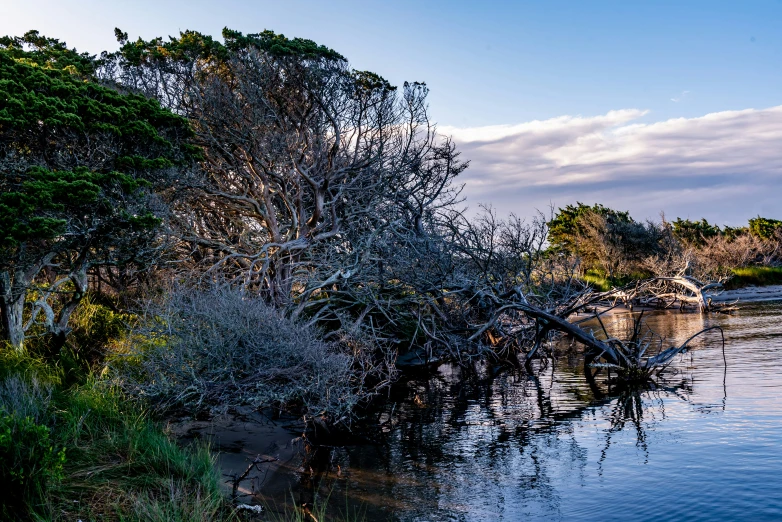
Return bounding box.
[0,271,26,350]
[640,276,723,313]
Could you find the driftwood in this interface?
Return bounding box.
[595,276,735,313]
[516,298,725,380]
[225,454,278,501]
[638,276,725,312]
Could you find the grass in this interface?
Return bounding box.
[581,270,648,292]
[0,351,235,521]
[47,383,230,521]
[0,349,368,521]
[581,266,782,292]
[725,266,782,289]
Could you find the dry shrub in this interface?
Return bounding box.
[696,233,781,276]
[644,231,782,282]
[113,286,380,420]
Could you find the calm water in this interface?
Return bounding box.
[287,301,782,521]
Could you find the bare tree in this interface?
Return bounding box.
[109,30,465,310]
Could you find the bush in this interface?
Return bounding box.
[0,376,65,516]
[726,266,782,289]
[113,286,376,420]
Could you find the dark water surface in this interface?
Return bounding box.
[290,302,782,520]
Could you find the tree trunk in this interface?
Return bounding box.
[0,272,25,351]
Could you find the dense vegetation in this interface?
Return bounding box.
[547,202,782,290]
[1,28,780,518]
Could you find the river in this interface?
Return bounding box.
[229,300,782,520]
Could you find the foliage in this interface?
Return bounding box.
[0,30,98,76]
[721,225,747,242]
[671,217,721,246]
[0,33,196,351]
[748,217,782,240]
[547,203,663,280]
[0,375,64,517]
[547,203,632,255]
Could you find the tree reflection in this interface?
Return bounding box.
[289,323,726,519]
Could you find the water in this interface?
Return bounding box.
[281,302,782,520]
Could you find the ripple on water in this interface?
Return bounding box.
[258,301,782,521]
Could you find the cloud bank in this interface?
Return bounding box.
[442,106,782,225]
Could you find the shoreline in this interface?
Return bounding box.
[579,284,782,318]
[711,284,782,303]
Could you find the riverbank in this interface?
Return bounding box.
[713,284,782,302]
[579,283,782,319]
[0,352,230,521]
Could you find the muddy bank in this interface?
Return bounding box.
[169,409,309,508]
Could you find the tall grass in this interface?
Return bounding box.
[46,381,229,521]
[0,351,233,521]
[726,266,782,289]
[581,270,649,292]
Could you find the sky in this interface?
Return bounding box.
[2,0,781,225]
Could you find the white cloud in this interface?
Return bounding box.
[671,90,690,102]
[441,106,782,225]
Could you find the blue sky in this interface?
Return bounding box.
[2,1,781,224]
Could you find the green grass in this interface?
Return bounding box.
[725,266,782,289]
[581,271,613,292]
[46,382,230,521]
[0,350,366,521]
[581,270,649,292]
[0,352,235,521]
[580,266,782,291]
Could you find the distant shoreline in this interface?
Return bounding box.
[713,284,782,303]
[578,284,782,319]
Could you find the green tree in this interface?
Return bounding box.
[548,203,663,279]
[748,217,782,240]
[548,203,632,255]
[671,218,721,246]
[0,33,195,351]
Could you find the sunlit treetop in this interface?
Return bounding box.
[749,217,782,240]
[671,217,721,246]
[0,30,98,77]
[548,202,633,253]
[114,27,346,68]
[0,35,197,249]
[221,28,345,61]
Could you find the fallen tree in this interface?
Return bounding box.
[599,275,734,313]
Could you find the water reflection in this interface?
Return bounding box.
[273,302,782,521]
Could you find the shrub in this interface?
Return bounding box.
[0,376,65,516]
[113,286,377,420]
[749,217,782,240]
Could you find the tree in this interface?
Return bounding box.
[671,217,721,246]
[106,28,621,368]
[748,217,782,241]
[0,33,195,351]
[547,203,632,257]
[107,28,465,311]
[547,203,663,279]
